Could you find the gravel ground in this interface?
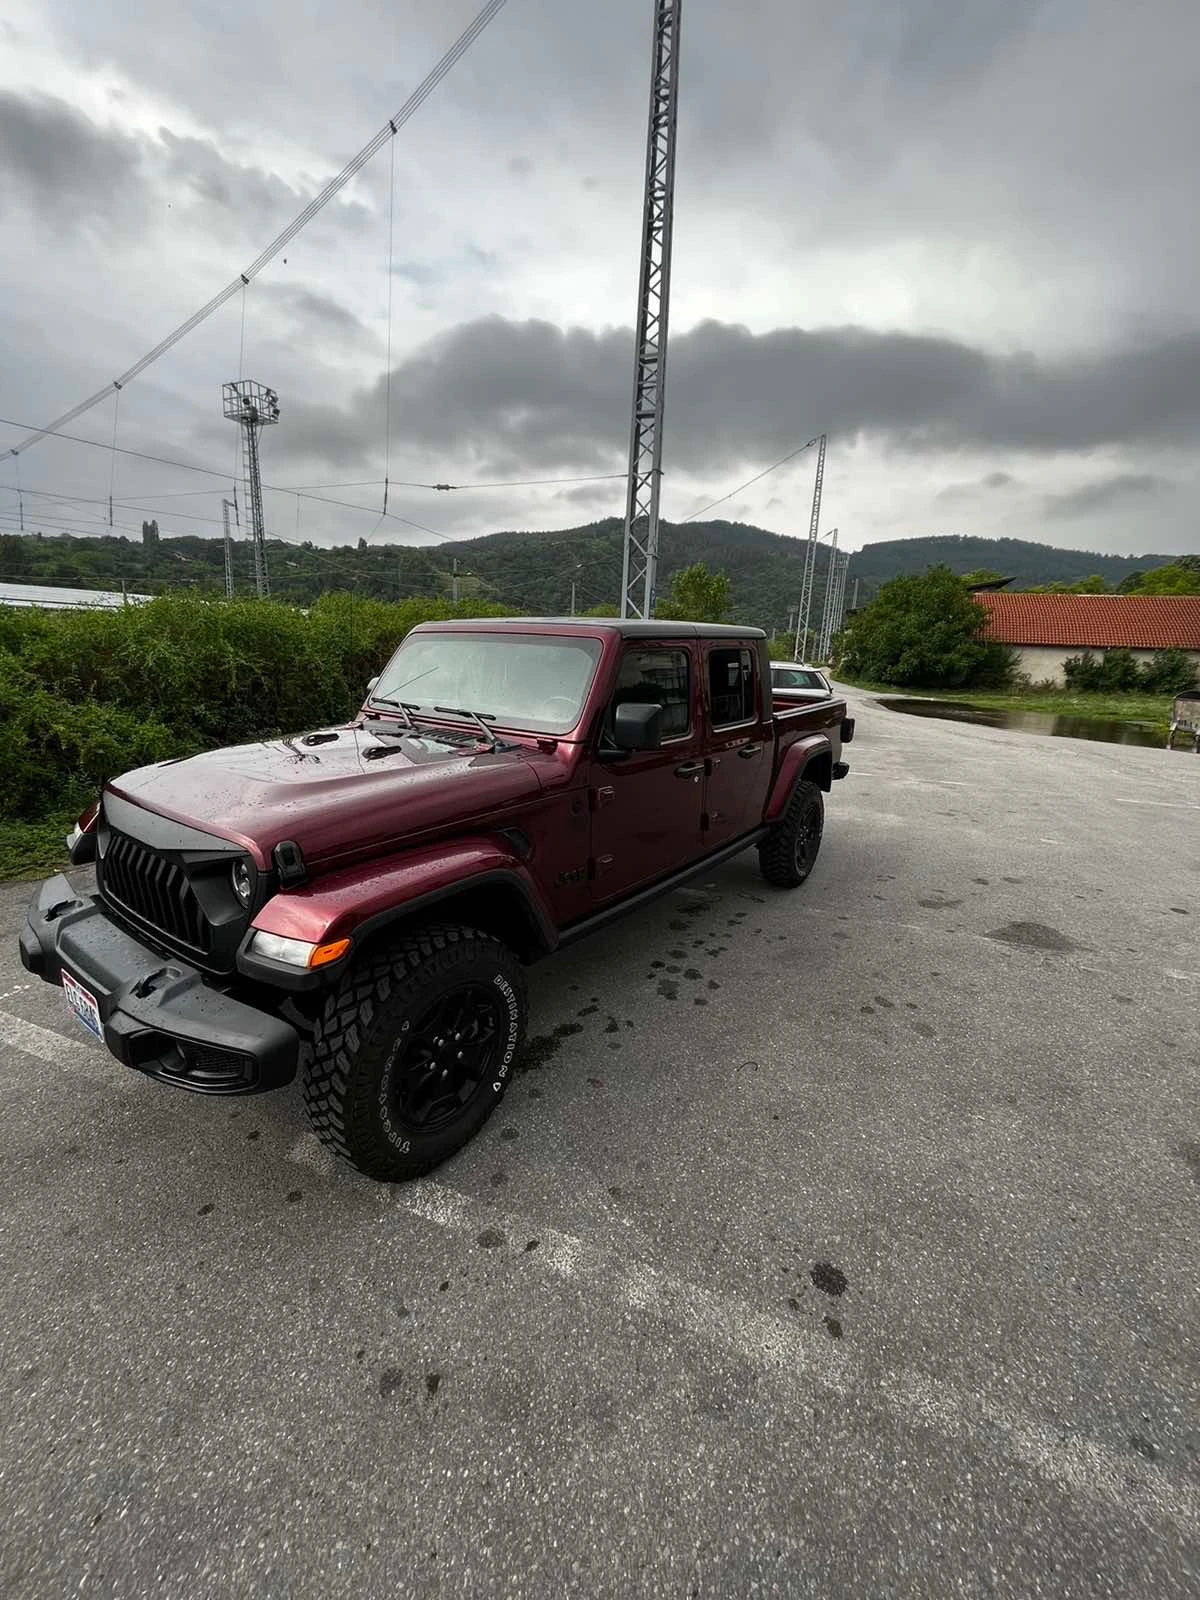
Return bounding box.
[0,689,1197,1598]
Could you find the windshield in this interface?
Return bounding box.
[371,632,603,736]
[773,667,827,690]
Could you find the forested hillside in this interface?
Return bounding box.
[0,523,1178,628]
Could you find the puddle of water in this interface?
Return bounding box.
[879,696,1171,749]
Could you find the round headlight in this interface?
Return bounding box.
[231,860,253,907]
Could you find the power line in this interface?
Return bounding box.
[441,472,628,490]
[5,0,510,462]
[679,436,822,523]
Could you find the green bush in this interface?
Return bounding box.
[1064,648,1197,695]
[840,566,1014,689]
[0,651,179,820]
[1137,648,1198,695]
[0,591,515,832]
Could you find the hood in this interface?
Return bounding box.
[107,723,544,867]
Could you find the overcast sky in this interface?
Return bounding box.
[2,0,1198,571]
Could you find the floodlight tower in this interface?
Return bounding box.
[620,0,683,619]
[222,380,280,598]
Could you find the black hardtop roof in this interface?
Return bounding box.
[411,617,767,640]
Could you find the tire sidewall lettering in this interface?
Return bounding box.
[491,972,521,1092]
[376,964,522,1148]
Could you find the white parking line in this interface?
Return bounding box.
[1113,798,1200,810]
[395,1177,1200,1537]
[285,1135,338,1176]
[0,1007,128,1087]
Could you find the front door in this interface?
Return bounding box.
[588,642,704,902]
[702,642,771,844]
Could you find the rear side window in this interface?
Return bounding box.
[773,667,825,690]
[609,647,691,739]
[708,647,756,727]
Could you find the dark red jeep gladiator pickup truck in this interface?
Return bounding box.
[21,619,852,1180]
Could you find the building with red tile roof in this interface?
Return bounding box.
[972,593,1200,685]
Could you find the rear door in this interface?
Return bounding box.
[701,642,772,843]
[587,642,704,902]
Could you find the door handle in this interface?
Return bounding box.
[674,761,705,778]
[737,744,763,758]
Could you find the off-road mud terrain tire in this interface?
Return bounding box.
[303,925,527,1181]
[758,778,824,889]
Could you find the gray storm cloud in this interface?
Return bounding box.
[275,314,1200,473]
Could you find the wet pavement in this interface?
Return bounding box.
[0,687,1197,1597]
[880,694,1171,748]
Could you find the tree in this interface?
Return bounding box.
[960,569,1007,586]
[1026,575,1110,593]
[1121,563,1200,595]
[0,534,29,574]
[654,561,731,623]
[840,565,1014,689]
[766,631,798,660]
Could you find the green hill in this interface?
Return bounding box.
[386,523,1179,624]
[0,523,1180,627]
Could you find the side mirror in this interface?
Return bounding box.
[366,676,379,697]
[612,701,664,751]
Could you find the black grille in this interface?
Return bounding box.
[101,832,211,954]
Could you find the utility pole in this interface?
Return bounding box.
[850,576,860,612]
[795,431,826,656]
[620,0,683,620]
[452,557,460,603]
[570,578,577,616]
[222,380,280,599]
[221,497,236,599]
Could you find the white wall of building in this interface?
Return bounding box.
[1014,645,1200,687]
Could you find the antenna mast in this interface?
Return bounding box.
[794,431,826,657]
[620,0,683,619]
[221,497,237,598]
[817,526,840,659]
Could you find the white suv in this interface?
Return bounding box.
[770,662,833,705]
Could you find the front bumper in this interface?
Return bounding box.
[20,875,299,1095]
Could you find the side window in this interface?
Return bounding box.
[708,647,756,728]
[608,647,691,739]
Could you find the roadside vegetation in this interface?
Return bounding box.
[838,565,1015,689]
[838,681,1178,737]
[0,591,511,881]
[835,563,1197,731]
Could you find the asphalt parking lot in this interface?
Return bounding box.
[0,689,1197,1598]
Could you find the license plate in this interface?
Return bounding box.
[62,969,103,1041]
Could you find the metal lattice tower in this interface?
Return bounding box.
[221,496,237,598]
[816,525,840,659]
[794,431,827,657]
[222,380,280,598]
[620,0,683,620]
[818,547,850,661]
[830,553,851,653]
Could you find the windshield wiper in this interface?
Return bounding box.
[364,696,416,730]
[433,705,498,749]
